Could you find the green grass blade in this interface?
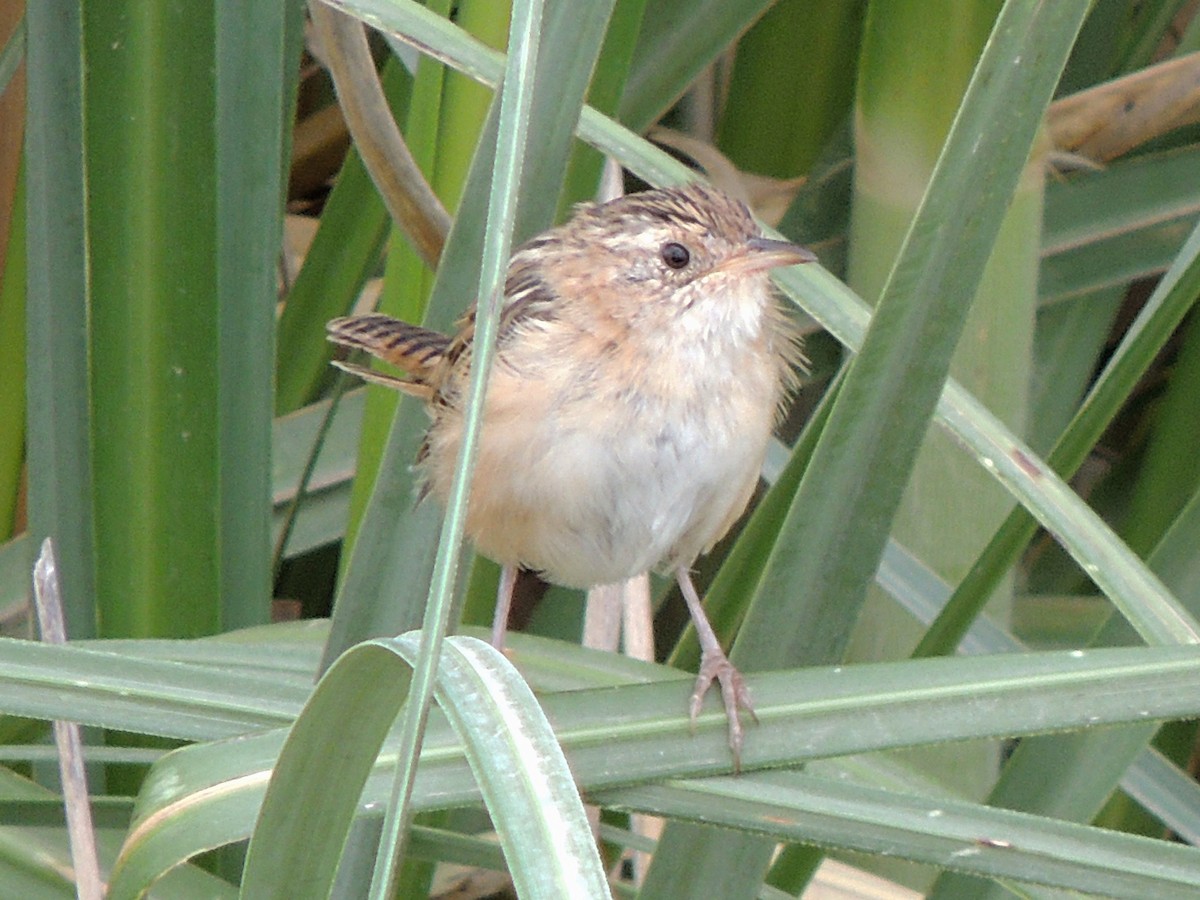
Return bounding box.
[917,214,1200,656]
[368,0,547,883]
[224,636,607,900]
[732,0,1092,666]
[274,143,389,416]
[24,0,96,638]
[84,1,220,638]
[1029,286,1124,454]
[1120,312,1200,556]
[0,162,24,541]
[0,637,307,739]
[215,0,289,631]
[604,772,1200,899]
[90,642,1200,891]
[427,638,606,897]
[1125,748,1200,844]
[239,641,408,900]
[620,0,774,131]
[7,639,1198,774]
[1040,146,1200,305]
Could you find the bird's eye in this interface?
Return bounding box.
[661,242,691,269]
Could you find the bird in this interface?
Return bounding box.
[326,181,815,765]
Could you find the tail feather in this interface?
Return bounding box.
[327,360,432,399]
[326,314,450,397]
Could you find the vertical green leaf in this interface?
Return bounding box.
[646,2,1092,895]
[25,0,96,638]
[1120,313,1200,557]
[556,0,648,212]
[849,0,1032,814]
[620,0,775,131]
[367,0,547,885]
[0,163,25,540]
[72,0,289,638]
[215,0,292,630]
[717,0,865,177]
[83,1,221,637]
[736,0,1087,682]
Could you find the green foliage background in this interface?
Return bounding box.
[2,0,1200,896]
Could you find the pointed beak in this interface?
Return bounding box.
[724,237,818,274]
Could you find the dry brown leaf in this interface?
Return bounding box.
[1048,51,1200,163]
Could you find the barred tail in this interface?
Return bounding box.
[326,314,450,397]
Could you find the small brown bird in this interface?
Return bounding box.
[327,182,815,763]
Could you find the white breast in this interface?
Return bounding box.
[424,280,786,590]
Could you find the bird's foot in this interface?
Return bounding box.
[689,648,757,771]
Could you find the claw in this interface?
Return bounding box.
[689,649,755,771]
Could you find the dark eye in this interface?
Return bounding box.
[661,242,691,269]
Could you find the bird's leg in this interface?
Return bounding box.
[491,564,519,649]
[676,566,755,769]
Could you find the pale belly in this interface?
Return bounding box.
[422,359,777,588]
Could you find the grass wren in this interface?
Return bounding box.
[327,182,815,764]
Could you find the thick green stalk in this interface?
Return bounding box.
[84,2,220,637]
[344,28,458,899]
[82,0,285,636]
